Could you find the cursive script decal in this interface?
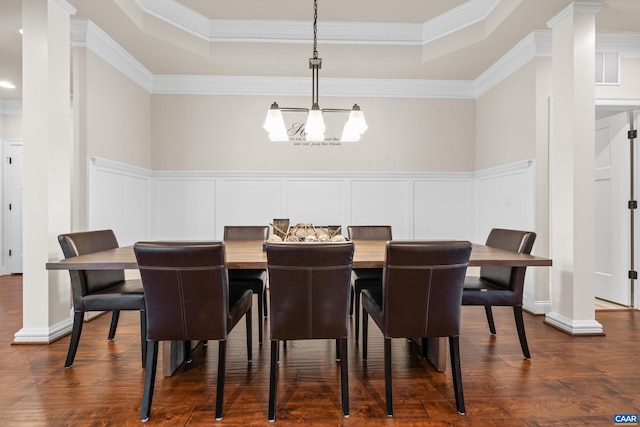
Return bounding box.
[286,123,343,147]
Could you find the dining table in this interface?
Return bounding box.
[47,239,552,376]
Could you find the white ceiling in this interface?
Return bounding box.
[1,0,640,101]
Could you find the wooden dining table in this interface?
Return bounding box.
[47,239,552,375]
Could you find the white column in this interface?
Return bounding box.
[545,2,603,334]
[14,0,77,343]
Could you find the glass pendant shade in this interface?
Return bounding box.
[346,105,368,134]
[305,104,326,141]
[263,103,289,141]
[340,124,361,142]
[340,105,367,141]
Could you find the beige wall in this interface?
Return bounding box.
[150,95,476,172]
[475,61,538,170]
[83,50,151,169]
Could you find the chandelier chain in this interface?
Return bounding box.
[312,0,318,59]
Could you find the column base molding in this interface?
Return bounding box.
[544,311,604,335]
[13,318,72,344]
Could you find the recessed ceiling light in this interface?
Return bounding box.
[0,81,16,89]
[18,28,23,35]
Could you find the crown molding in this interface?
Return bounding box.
[596,32,640,58]
[54,0,77,15]
[135,0,210,40]
[151,75,476,99]
[131,0,506,47]
[422,0,502,44]
[475,30,551,97]
[70,18,153,92]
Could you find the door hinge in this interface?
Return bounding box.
[8,250,11,257]
[629,200,637,209]
[8,204,11,211]
[629,129,638,140]
[629,270,638,280]
[7,157,11,164]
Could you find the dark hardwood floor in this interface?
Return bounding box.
[2,274,639,426]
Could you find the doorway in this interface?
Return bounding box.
[3,140,23,274]
[594,110,638,308]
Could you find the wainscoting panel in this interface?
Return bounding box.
[413,179,474,240]
[155,178,217,240]
[89,159,536,243]
[474,160,537,312]
[88,158,151,246]
[216,178,283,237]
[475,160,535,241]
[350,179,409,238]
[286,179,346,227]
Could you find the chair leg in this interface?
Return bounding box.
[336,339,340,361]
[513,306,531,359]
[140,341,159,421]
[263,288,268,318]
[339,337,350,417]
[484,305,497,335]
[256,292,263,345]
[448,336,465,415]
[354,289,361,343]
[108,310,120,340]
[184,341,192,363]
[268,340,279,422]
[140,310,147,369]
[362,308,369,360]
[349,285,354,316]
[215,340,227,420]
[246,307,253,362]
[65,311,84,368]
[384,338,393,416]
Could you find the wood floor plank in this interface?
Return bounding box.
[1,275,639,425]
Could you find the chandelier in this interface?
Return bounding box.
[263,0,368,142]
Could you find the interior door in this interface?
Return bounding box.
[595,112,631,306]
[7,143,23,274]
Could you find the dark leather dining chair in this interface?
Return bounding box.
[58,229,146,369]
[265,242,354,422]
[224,225,269,344]
[347,225,392,343]
[362,240,472,415]
[462,228,537,359]
[134,241,252,422]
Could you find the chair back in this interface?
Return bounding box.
[480,229,536,297]
[58,230,125,304]
[224,226,269,241]
[266,242,354,340]
[133,242,230,341]
[347,225,392,241]
[382,241,472,338]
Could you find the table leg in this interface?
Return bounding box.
[162,340,200,377]
[417,337,447,372]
